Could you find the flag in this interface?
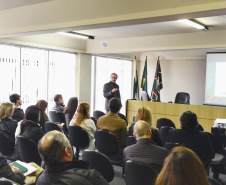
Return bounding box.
[151,57,163,102]
[133,69,139,99]
[133,57,139,99]
[140,57,147,92]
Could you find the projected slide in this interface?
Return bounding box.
[205,53,226,106]
[215,62,226,97]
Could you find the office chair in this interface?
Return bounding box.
[83,150,114,182]
[156,118,175,131]
[93,110,105,120]
[118,113,128,125]
[17,136,42,166]
[174,92,190,104]
[125,160,158,185]
[0,132,14,156]
[126,136,137,147]
[44,121,63,133]
[68,126,89,160]
[141,91,150,101]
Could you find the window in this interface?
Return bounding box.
[0,44,76,111]
[92,56,132,114]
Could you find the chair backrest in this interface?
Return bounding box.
[0,132,14,155]
[125,160,158,185]
[48,111,66,123]
[94,129,118,156]
[118,113,128,125]
[156,118,176,130]
[65,113,69,128]
[211,127,226,154]
[91,117,97,126]
[174,92,190,104]
[17,135,42,166]
[159,126,175,146]
[126,136,137,147]
[44,121,63,133]
[83,150,114,182]
[93,110,105,120]
[68,126,89,148]
[208,177,222,185]
[141,91,150,101]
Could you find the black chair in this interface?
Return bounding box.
[156,118,176,131]
[159,126,175,146]
[44,121,63,133]
[95,129,118,156]
[118,113,128,125]
[133,116,136,122]
[93,110,105,120]
[174,92,190,104]
[83,150,114,182]
[125,160,158,185]
[68,126,89,160]
[208,177,222,185]
[65,113,69,128]
[141,91,150,101]
[49,111,68,134]
[49,111,66,123]
[91,117,97,126]
[17,136,42,166]
[210,127,226,180]
[0,132,14,155]
[126,136,137,147]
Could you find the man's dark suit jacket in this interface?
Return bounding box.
[103,81,120,111]
[165,128,215,163]
[123,138,169,172]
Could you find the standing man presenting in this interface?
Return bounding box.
[103,73,120,113]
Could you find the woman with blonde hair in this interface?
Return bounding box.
[128,106,162,146]
[0,102,20,160]
[69,103,96,151]
[0,102,18,145]
[155,146,211,185]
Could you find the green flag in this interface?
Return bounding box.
[133,69,139,99]
[140,58,147,92]
[151,57,163,102]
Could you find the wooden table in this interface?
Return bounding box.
[125,100,226,132]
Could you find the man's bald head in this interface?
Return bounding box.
[133,120,151,139]
[38,131,72,166]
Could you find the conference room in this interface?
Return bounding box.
[1,0,226,184]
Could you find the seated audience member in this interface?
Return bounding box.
[155,146,211,185]
[9,93,24,122]
[36,131,109,185]
[164,110,215,164]
[36,100,49,131]
[0,152,25,184]
[124,120,169,172]
[69,103,96,151]
[64,97,78,127]
[128,106,162,146]
[0,102,20,160]
[18,105,45,144]
[52,94,65,113]
[97,98,127,158]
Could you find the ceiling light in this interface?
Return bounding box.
[178,19,208,31]
[57,32,94,39]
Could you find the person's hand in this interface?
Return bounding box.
[9,163,19,172]
[112,88,118,93]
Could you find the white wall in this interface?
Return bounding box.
[76,54,92,104]
[138,57,206,105]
